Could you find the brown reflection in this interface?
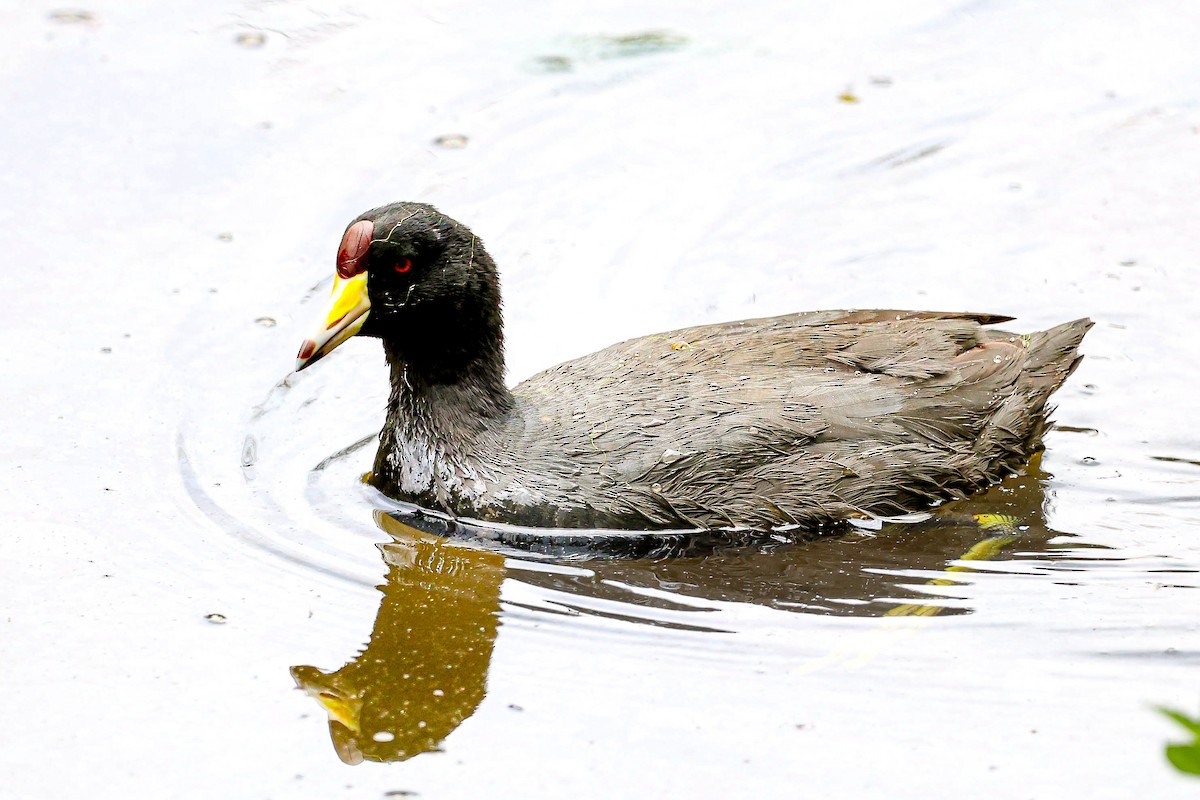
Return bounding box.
[295,453,1094,763]
[396,450,1099,618]
[450,453,1091,619]
[291,514,504,763]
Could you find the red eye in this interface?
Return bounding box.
[395,259,412,274]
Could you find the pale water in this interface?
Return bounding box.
[3,1,1199,797]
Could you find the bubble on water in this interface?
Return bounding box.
[205,613,227,624]
[255,317,276,327]
[372,731,396,743]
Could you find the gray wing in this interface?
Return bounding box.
[495,309,1089,528]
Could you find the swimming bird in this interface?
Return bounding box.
[295,202,1091,531]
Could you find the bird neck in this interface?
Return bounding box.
[374,337,512,505]
[381,338,512,438]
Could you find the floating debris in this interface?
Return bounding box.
[592,30,688,59]
[432,134,469,149]
[531,30,688,72]
[533,55,573,73]
[867,141,948,170]
[234,31,267,48]
[838,88,861,104]
[49,9,94,24]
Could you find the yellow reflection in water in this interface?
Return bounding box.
[291,513,504,764]
[293,453,1092,761]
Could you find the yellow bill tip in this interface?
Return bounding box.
[293,272,371,372]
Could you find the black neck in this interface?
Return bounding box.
[383,338,512,440]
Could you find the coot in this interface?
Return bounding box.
[296,202,1091,531]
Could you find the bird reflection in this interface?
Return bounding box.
[291,518,504,763]
[294,452,1096,762]
[492,453,1087,617]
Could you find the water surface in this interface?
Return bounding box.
[3,1,1199,797]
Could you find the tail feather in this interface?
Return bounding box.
[1019,317,1092,451]
[1023,317,1094,394]
[972,317,1092,469]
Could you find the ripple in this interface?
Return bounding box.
[175,362,1191,681]
[188,376,1145,634]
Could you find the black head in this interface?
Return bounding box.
[297,202,505,387]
